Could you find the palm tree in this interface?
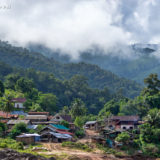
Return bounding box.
[2,94,14,118]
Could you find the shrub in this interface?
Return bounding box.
[0,138,23,150]
[142,143,159,156]
[62,141,92,152]
[0,142,7,148]
[9,122,29,139]
[75,129,85,138]
[132,139,140,149]
[60,120,69,128]
[115,132,130,144]
[115,152,125,158]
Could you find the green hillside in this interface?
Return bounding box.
[0,41,141,98]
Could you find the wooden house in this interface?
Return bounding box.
[11,98,26,109]
[50,114,75,130]
[39,126,56,135]
[7,120,31,129]
[25,115,48,124]
[106,115,140,130]
[85,121,101,131]
[50,113,72,123]
[16,133,40,144]
[40,132,72,143]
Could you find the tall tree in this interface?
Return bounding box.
[1,94,14,116]
[15,77,34,93]
[38,93,58,114]
[4,74,20,90]
[143,73,160,95]
[70,98,87,119]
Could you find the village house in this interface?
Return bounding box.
[51,113,72,123]
[106,115,140,130]
[40,132,72,143]
[40,126,56,135]
[85,121,101,131]
[11,98,26,109]
[25,115,48,124]
[50,113,75,130]
[7,120,31,130]
[16,133,40,144]
[40,125,73,136]
[49,124,70,132]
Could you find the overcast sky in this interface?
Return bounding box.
[0,0,159,58]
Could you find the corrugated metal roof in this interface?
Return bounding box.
[40,126,56,132]
[17,133,40,138]
[26,115,47,120]
[50,124,69,130]
[41,132,72,139]
[85,121,97,125]
[11,111,28,116]
[7,120,30,125]
[27,125,38,130]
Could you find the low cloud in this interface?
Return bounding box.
[0,0,160,59]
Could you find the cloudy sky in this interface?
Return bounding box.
[0,0,159,58]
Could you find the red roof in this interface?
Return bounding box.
[0,111,18,119]
[11,98,26,103]
[56,129,73,135]
[0,120,8,123]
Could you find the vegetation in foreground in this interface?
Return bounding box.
[62,141,92,152]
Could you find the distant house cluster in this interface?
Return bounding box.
[0,97,75,144]
[0,96,143,147]
[84,115,142,147]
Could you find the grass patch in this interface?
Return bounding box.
[0,138,23,150]
[96,143,126,157]
[62,141,92,152]
[0,138,55,159]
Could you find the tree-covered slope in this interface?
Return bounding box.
[0,41,141,98]
[29,43,160,84]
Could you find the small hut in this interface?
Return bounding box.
[16,133,40,144]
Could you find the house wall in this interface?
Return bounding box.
[16,136,35,144]
[86,124,96,130]
[14,103,24,109]
[40,128,54,135]
[51,115,63,122]
[120,125,134,130]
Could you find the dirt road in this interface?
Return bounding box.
[39,143,118,160]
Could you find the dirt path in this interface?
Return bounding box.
[38,130,154,160]
[40,143,117,160]
[39,143,155,160]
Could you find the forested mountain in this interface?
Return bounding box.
[29,43,160,84]
[0,41,141,98]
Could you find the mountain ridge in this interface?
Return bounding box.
[0,41,141,98]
